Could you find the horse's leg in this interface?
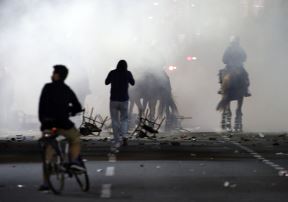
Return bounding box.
[128,99,135,129]
[234,98,243,132]
[129,99,135,117]
[226,103,232,131]
[221,104,231,131]
[148,99,157,122]
[221,108,226,130]
[143,98,148,115]
[135,98,143,116]
[158,97,165,118]
[162,98,172,132]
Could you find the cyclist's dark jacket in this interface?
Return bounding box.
[105,69,135,102]
[38,80,82,131]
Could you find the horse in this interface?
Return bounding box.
[216,67,247,132]
[129,70,179,131]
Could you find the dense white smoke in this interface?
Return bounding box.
[0,0,287,132]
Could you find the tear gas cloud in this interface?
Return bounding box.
[0,0,287,132]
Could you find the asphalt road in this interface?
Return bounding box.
[1,132,288,202]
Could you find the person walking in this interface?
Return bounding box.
[105,60,135,152]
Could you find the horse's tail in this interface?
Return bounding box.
[158,92,179,117]
[169,95,179,115]
[216,95,230,112]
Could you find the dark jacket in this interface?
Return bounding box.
[105,69,135,102]
[38,80,82,131]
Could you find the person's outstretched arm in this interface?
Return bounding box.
[68,88,82,116]
[128,71,135,86]
[105,71,112,85]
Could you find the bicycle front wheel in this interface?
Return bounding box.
[43,145,65,195]
[74,171,89,192]
[73,159,89,192]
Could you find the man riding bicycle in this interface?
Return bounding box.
[38,65,84,191]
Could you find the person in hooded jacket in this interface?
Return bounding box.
[105,60,135,152]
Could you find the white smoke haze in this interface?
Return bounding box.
[0,0,287,132]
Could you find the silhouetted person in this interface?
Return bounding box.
[105,60,135,152]
[38,65,84,191]
[219,36,251,97]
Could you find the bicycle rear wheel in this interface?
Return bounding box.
[43,145,65,194]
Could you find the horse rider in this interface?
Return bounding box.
[218,36,251,97]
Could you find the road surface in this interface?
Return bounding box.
[1,132,288,202]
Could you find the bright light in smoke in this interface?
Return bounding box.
[153,2,159,6]
[186,56,197,61]
[187,56,193,61]
[168,65,177,71]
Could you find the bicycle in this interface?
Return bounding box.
[38,127,89,195]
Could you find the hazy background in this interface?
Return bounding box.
[0,0,287,132]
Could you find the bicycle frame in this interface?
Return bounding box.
[39,128,90,194]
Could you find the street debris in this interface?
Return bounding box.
[278,170,288,177]
[258,133,265,138]
[181,135,187,138]
[230,184,237,188]
[224,181,237,188]
[275,152,288,156]
[224,181,230,187]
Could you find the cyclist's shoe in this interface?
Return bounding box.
[70,162,86,172]
[38,184,50,192]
